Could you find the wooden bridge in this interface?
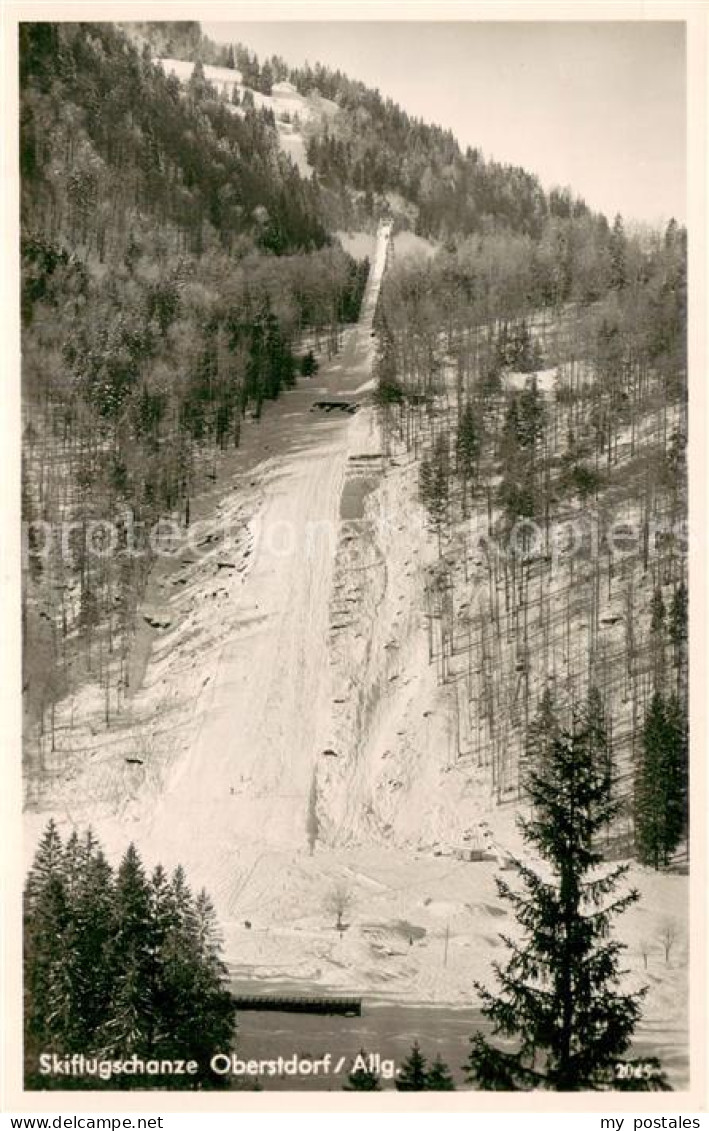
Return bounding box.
[232,994,362,1016]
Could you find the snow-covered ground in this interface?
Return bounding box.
[505,366,557,394]
[24,216,688,1083]
[391,230,438,261]
[335,230,376,262]
[25,221,392,892]
[155,59,339,175]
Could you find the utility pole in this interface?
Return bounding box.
[443,921,450,967]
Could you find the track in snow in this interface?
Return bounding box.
[145,224,392,911]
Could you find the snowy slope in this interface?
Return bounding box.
[25,221,393,894]
[23,216,688,1076]
[147,225,394,905]
[156,58,339,174]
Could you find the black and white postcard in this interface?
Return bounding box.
[2,2,706,1114]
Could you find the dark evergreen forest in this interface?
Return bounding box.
[20,21,369,745]
[24,822,236,1089]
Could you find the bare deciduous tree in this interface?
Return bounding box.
[324,882,353,932]
[659,920,677,966]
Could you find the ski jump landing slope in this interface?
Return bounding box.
[146,224,392,912]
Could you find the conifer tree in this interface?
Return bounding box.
[146,863,179,1054]
[344,1050,382,1091]
[43,830,112,1054]
[153,864,199,1056]
[70,841,114,1043]
[373,334,404,407]
[518,375,545,454]
[62,830,83,899]
[306,770,319,855]
[179,890,237,1085]
[501,393,522,465]
[522,688,558,791]
[419,434,450,549]
[301,349,318,377]
[456,400,480,511]
[649,587,666,690]
[25,872,71,1051]
[665,693,689,844]
[102,844,154,1056]
[396,1041,428,1090]
[635,692,685,869]
[586,686,612,792]
[426,1054,456,1090]
[41,880,81,1050]
[24,821,69,1054]
[24,819,63,908]
[466,706,655,1091]
[669,581,688,695]
[24,828,237,1089]
[609,214,627,291]
[635,693,665,869]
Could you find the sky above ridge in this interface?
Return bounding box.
[203,20,686,227]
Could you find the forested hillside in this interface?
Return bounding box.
[21,20,688,879]
[127,20,589,238]
[20,22,328,253]
[364,211,687,866]
[20,21,368,752]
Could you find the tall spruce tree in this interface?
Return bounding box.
[522,687,559,791]
[24,821,67,1056]
[665,693,689,844]
[649,587,667,690]
[669,581,688,696]
[62,830,83,899]
[24,828,237,1089]
[102,844,154,1056]
[518,375,545,454]
[189,889,237,1081]
[419,434,450,550]
[586,686,612,794]
[634,693,665,869]
[154,865,201,1054]
[146,863,180,1055]
[396,1041,428,1090]
[635,691,686,869]
[465,705,656,1091]
[25,872,71,1052]
[456,400,480,511]
[24,819,63,908]
[426,1054,456,1090]
[609,214,627,291]
[636,690,688,868]
[344,1050,382,1091]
